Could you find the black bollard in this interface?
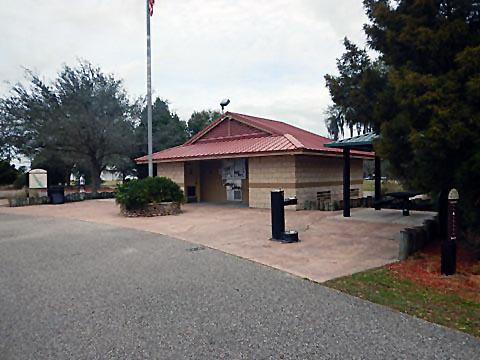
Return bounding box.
[271,189,299,243]
[441,188,459,275]
[271,189,286,241]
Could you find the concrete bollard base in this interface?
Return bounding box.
[399,230,410,260]
[398,218,439,260]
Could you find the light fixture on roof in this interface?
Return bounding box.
[220,98,230,113]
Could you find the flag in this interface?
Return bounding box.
[149,0,155,16]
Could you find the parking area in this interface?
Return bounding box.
[0,200,435,282]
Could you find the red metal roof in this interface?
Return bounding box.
[136,112,373,163]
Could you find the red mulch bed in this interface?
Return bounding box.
[388,241,480,302]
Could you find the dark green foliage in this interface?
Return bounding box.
[365,0,480,230]
[115,176,184,210]
[2,61,221,189]
[31,150,72,186]
[133,105,220,172]
[0,161,25,188]
[134,105,221,155]
[133,99,187,181]
[187,110,221,138]
[13,174,26,189]
[135,98,187,156]
[0,160,18,185]
[13,166,27,189]
[327,0,480,232]
[136,163,157,180]
[0,102,20,160]
[2,61,136,193]
[108,155,137,181]
[325,38,390,139]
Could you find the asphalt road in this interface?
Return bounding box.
[0,213,479,359]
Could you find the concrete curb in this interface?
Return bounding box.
[399,216,438,260]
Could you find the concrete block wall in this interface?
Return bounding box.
[295,155,363,209]
[248,156,296,209]
[295,156,342,207]
[155,154,365,209]
[248,154,364,210]
[157,162,185,191]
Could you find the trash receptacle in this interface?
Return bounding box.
[48,185,65,204]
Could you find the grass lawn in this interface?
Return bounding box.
[363,179,375,192]
[102,180,122,187]
[325,267,480,338]
[363,179,405,193]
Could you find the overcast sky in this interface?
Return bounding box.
[1,0,369,136]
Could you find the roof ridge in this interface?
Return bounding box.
[227,112,332,141]
[227,112,281,136]
[186,112,280,145]
[283,133,304,149]
[184,114,229,145]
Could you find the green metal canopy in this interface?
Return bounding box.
[324,132,381,217]
[325,132,379,152]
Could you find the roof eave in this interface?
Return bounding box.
[135,148,373,164]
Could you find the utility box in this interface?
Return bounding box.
[29,169,48,189]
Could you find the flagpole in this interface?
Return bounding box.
[146,0,153,177]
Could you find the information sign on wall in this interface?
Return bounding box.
[221,159,246,180]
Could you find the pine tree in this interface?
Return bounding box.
[327,0,480,231]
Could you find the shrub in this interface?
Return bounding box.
[115,177,184,210]
[0,161,19,185]
[13,173,27,189]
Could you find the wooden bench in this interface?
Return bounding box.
[316,191,331,202]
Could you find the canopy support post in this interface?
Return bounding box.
[343,148,351,217]
[374,155,381,210]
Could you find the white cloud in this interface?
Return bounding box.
[0,0,369,137]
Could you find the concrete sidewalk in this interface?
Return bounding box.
[0,200,435,282]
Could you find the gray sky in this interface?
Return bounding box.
[1,0,369,136]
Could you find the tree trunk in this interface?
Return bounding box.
[90,162,102,194]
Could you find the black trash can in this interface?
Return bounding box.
[48,185,65,205]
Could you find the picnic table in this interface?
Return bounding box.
[385,191,421,216]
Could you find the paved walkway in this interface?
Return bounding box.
[0,200,435,282]
[1,213,478,359]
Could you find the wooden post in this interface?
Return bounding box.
[343,148,350,217]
